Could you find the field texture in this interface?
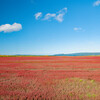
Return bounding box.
[0,56,100,100]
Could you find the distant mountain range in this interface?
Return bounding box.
[1,52,100,56]
[53,52,100,56]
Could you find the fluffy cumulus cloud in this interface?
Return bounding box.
[0,23,22,33]
[35,8,67,22]
[93,0,100,6]
[34,12,42,20]
[73,27,82,31]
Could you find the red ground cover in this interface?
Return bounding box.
[0,56,100,100]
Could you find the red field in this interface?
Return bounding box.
[0,56,100,100]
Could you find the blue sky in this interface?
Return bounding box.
[0,0,100,55]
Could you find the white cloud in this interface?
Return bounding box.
[0,23,22,33]
[55,8,67,22]
[93,0,100,6]
[44,13,56,20]
[73,27,82,31]
[55,14,64,22]
[35,7,67,22]
[34,12,42,20]
[58,7,67,14]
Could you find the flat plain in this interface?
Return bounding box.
[0,56,100,100]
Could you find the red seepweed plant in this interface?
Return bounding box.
[0,56,100,100]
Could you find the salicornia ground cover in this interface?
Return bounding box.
[0,56,100,100]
